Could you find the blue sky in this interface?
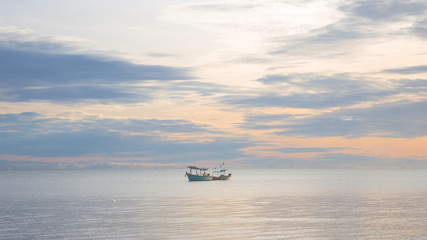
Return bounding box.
[0,0,426,169]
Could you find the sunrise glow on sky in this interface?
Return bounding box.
[0,0,426,169]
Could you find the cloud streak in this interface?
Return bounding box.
[0,39,192,103]
[342,0,427,21]
[241,100,427,138]
[0,113,248,163]
[384,65,427,74]
[224,73,395,109]
[232,72,427,138]
[0,48,191,85]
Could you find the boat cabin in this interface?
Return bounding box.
[187,166,210,176]
[211,168,232,180]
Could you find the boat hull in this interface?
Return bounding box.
[212,175,231,180]
[186,173,213,181]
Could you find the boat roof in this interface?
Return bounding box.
[187,166,208,170]
[212,169,227,172]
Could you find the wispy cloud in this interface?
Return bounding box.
[241,100,427,138]
[342,0,427,21]
[411,18,427,39]
[224,73,394,108]
[0,112,248,162]
[384,65,427,74]
[0,47,192,85]
[271,0,427,58]
[0,40,192,103]
[230,72,427,139]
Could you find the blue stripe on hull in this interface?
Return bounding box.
[187,174,213,181]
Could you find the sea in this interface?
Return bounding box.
[0,169,426,240]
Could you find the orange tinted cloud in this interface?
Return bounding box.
[240,136,427,161]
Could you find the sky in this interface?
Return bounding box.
[0,0,426,169]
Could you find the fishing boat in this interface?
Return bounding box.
[212,168,232,180]
[185,166,213,181]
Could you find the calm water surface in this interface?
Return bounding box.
[1,169,426,239]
